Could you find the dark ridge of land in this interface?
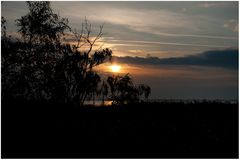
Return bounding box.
[1,100,238,158]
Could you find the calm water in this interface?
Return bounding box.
[84,100,113,106]
[83,99,238,106]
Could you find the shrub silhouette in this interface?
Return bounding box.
[106,74,151,105]
[138,84,151,101]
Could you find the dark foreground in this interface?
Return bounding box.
[2,100,238,158]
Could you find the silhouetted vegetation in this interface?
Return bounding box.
[107,74,151,105]
[2,1,150,106]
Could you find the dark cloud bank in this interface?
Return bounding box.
[113,49,238,70]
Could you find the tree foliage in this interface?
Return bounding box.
[16,1,69,44]
[107,74,151,105]
[1,16,7,40]
[2,1,150,106]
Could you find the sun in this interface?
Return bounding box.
[110,64,121,73]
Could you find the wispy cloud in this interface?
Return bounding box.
[200,2,234,8]
[224,19,238,32]
[109,39,234,49]
[53,3,237,40]
[152,32,237,40]
[2,1,238,60]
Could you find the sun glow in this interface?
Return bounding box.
[110,64,121,73]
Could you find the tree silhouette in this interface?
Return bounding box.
[106,74,150,105]
[138,84,151,101]
[2,1,151,106]
[2,1,70,101]
[100,81,109,105]
[2,2,112,105]
[1,16,7,41]
[16,1,69,45]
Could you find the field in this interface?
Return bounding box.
[2,100,238,158]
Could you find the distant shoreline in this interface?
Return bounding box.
[83,99,238,107]
[146,99,238,104]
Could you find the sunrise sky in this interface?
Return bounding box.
[2,1,238,100]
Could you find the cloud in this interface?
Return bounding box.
[109,39,234,48]
[112,49,238,70]
[150,32,237,40]
[200,2,233,8]
[50,2,236,40]
[181,8,187,12]
[224,19,238,32]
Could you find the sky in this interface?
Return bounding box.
[1,1,239,100]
